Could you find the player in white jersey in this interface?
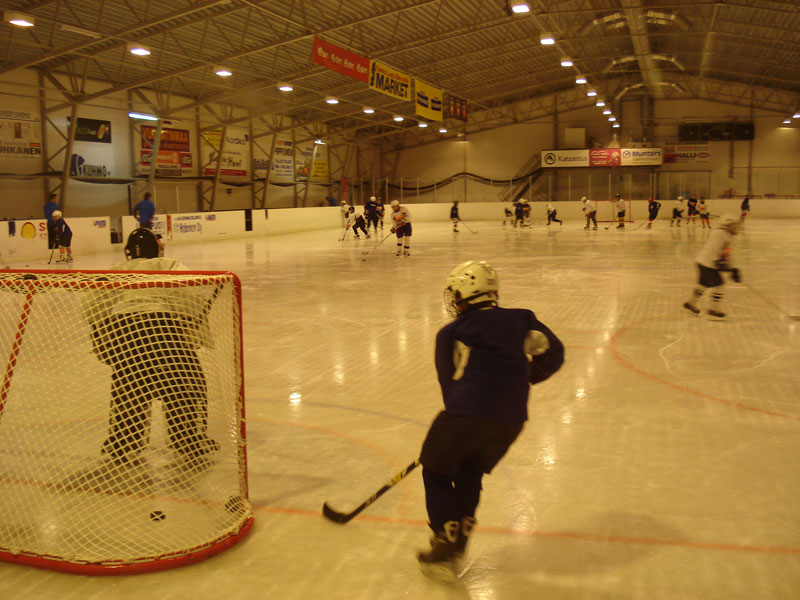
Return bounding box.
[581,197,597,230]
[390,200,412,256]
[683,214,742,318]
[614,194,626,229]
[698,197,710,228]
[671,197,684,227]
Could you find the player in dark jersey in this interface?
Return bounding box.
[364,196,379,233]
[686,195,698,226]
[646,197,662,229]
[416,260,564,582]
[513,200,525,227]
[740,195,750,221]
[376,198,386,230]
[52,210,74,263]
[450,201,460,232]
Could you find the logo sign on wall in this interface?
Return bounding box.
[541,150,590,167]
[415,79,443,122]
[139,125,192,176]
[621,148,662,166]
[71,117,112,143]
[369,61,411,101]
[663,144,711,164]
[201,129,249,178]
[271,138,294,182]
[589,149,621,167]
[0,110,42,159]
[70,153,110,177]
[312,37,369,82]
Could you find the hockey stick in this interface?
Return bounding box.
[361,232,394,261]
[338,226,350,242]
[47,247,56,264]
[742,283,800,321]
[460,220,478,234]
[635,220,647,230]
[322,459,420,523]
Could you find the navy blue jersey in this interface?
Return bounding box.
[365,200,378,216]
[134,198,155,224]
[44,201,58,223]
[450,205,459,219]
[435,307,563,422]
[648,201,661,216]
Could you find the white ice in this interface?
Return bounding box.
[1,217,799,600]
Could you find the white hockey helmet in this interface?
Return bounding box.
[717,213,741,233]
[580,196,587,203]
[51,210,63,219]
[390,200,400,208]
[444,260,499,317]
[370,196,377,201]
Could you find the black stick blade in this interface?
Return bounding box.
[322,501,358,524]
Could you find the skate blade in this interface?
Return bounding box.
[418,561,457,584]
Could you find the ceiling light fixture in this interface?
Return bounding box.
[783,119,792,124]
[560,57,573,67]
[393,115,404,122]
[278,83,294,92]
[510,3,531,15]
[127,43,151,56]
[596,99,606,107]
[612,123,620,128]
[325,97,339,104]
[4,11,35,27]
[214,66,232,77]
[793,111,800,119]
[575,75,587,85]
[418,122,428,128]
[314,139,325,145]
[603,109,612,115]
[539,32,555,45]
[587,88,597,97]
[439,127,447,133]
[128,112,158,121]
[363,106,375,114]
[608,116,617,122]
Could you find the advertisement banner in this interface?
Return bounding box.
[589,148,621,167]
[139,149,193,177]
[369,61,411,101]
[0,110,41,159]
[201,128,249,178]
[141,125,191,151]
[311,37,369,82]
[663,144,711,164]
[295,141,329,182]
[541,149,589,167]
[73,117,112,143]
[620,148,662,166]
[271,137,294,183]
[414,79,443,122]
[446,95,468,121]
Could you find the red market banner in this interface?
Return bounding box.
[312,37,369,83]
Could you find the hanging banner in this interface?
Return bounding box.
[369,61,411,101]
[0,109,41,159]
[271,137,295,183]
[201,128,249,178]
[446,95,468,121]
[311,37,370,82]
[414,79,443,122]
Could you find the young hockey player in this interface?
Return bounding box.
[686,195,698,226]
[364,196,379,233]
[450,201,461,232]
[44,192,59,250]
[417,260,564,582]
[582,196,597,230]
[698,197,710,228]
[645,197,662,229]
[82,228,219,465]
[376,198,386,230]
[683,214,742,318]
[740,195,750,221]
[346,207,371,239]
[546,203,562,226]
[390,200,412,256]
[51,210,74,263]
[615,194,626,229]
[671,196,684,227]
[520,199,531,227]
[502,205,513,226]
[513,199,525,227]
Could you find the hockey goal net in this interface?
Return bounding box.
[595,199,633,223]
[0,269,252,574]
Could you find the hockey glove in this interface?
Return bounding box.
[731,268,741,283]
[390,227,396,233]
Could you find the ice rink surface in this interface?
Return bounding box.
[1,216,799,600]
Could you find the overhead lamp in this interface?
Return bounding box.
[596,99,606,107]
[510,3,530,14]
[214,66,232,77]
[793,111,800,119]
[127,42,151,56]
[278,83,294,92]
[325,97,339,104]
[783,119,792,124]
[128,112,158,121]
[314,139,326,145]
[603,108,612,115]
[539,32,555,45]
[363,106,375,114]
[439,127,447,133]
[4,11,35,27]
[560,57,573,67]
[612,123,620,128]
[393,115,404,122]
[586,88,598,97]
[575,75,587,85]
[418,122,428,128]
[608,116,617,122]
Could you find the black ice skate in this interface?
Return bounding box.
[683,302,700,315]
[707,309,726,318]
[418,521,459,583]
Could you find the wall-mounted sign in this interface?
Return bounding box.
[72,117,111,143]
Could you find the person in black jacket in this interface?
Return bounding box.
[417,260,564,582]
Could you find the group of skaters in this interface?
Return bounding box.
[502,199,563,228]
[340,196,413,256]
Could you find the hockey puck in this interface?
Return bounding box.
[149,510,166,521]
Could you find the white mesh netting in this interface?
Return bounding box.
[0,270,251,574]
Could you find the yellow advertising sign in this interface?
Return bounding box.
[369,61,411,101]
[414,79,443,121]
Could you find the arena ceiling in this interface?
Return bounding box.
[1,0,799,149]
